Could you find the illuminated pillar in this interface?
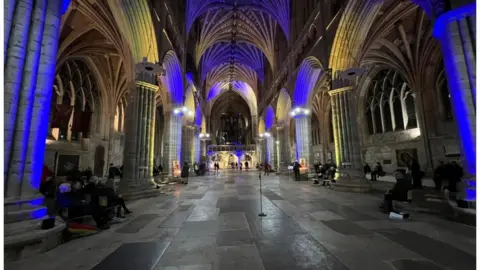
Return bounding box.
[265,132,274,165]
[433,4,476,176]
[200,139,207,162]
[193,126,201,163]
[4,0,65,220]
[182,125,195,164]
[294,115,313,169]
[275,124,285,169]
[121,63,158,192]
[164,109,183,176]
[328,87,361,169]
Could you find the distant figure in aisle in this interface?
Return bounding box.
[181,162,190,184]
[293,161,301,181]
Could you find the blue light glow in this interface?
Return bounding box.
[433,3,476,39]
[195,106,203,126]
[31,207,47,219]
[265,106,275,130]
[62,0,71,15]
[434,4,476,175]
[162,51,184,105]
[29,197,45,207]
[293,57,322,108]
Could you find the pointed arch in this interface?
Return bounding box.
[264,106,275,130]
[185,84,196,124]
[293,57,324,108]
[161,50,184,105]
[276,88,292,124]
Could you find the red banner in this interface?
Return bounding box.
[51,104,73,129]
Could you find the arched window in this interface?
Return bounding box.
[439,75,453,121]
[53,59,99,142]
[58,94,70,141]
[364,69,417,135]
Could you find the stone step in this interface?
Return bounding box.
[4,216,47,237]
[4,196,45,212]
[122,187,171,201]
[5,206,47,224]
[4,221,66,263]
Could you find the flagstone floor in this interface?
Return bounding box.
[6,170,476,270]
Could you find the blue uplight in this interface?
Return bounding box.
[265,106,275,130]
[62,0,71,15]
[31,207,47,219]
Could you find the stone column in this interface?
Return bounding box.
[329,86,370,192]
[182,125,195,165]
[433,4,476,176]
[294,115,313,169]
[200,139,207,162]
[164,109,183,176]
[193,126,201,163]
[329,87,362,169]
[4,0,65,226]
[276,123,291,169]
[251,115,258,142]
[121,63,159,192]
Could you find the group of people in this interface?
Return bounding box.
[40,165,132,230]
[212,161,250,172]
[364,159,464,192]
[364,160,423,188]
[313,162,337,181]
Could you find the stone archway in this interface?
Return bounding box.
[94,145,105,177]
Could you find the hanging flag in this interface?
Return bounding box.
[71,110,83,132]
[80,111,93,135]
[70,110,93,135]
[51,104,73,129]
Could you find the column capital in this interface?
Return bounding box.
[136,81,159,92]
[328,86,353,96]
[433,3,476,38]
[274,123,284,129]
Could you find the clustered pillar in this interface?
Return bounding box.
[434,4,476,177]
[328,87,362,169]
[294,115,313,168]
[121,76,158,192]
[182,125,195,165]
[275,124,290,170]
[4,0,65,223]
[164,109,183,176]
[193,126,201,164]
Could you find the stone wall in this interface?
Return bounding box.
[361,127,461,174]
[44,132,124,178]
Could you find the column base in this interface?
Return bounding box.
[331,169,372,193]
[121,177,171,201]
[4,196,65,263]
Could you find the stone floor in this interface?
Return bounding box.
[6,171,476,270]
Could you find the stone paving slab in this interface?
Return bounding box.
[5,171,476,270]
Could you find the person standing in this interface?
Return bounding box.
[433,161,446,190]
[181,162,190,184]
[410,159,422,189]
[245,161,249,170]
[371,162,383,181]
[363,163,372,180]
[293,161,300,181]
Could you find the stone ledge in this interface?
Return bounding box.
[331,182,373,193]
[4,222,66,263]
[122,187,171,201]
